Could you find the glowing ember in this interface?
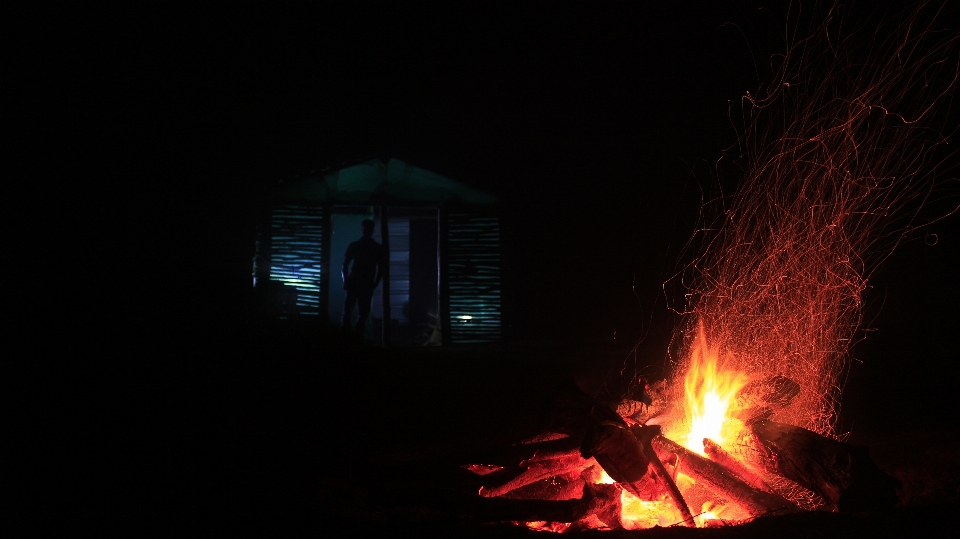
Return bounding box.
[596,469,616,484]
[620,489,683,529]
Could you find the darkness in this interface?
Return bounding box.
[11,1,960,532]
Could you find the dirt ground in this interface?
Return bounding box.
[139,321,960,536]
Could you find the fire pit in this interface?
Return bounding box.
[452,373,899,532]
[433,4,958,530]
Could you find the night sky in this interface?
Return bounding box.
[19,5,960,378]
[52,2,790,340]
[14,0,960,489]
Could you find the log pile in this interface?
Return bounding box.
[749,419,901,512]
[452,382,900,530]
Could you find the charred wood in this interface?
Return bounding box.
[581,423,655,497]
[453,436,582,468]
[631,425,696,527]
[539,383,627,436]
[536,384,696,526]
[703,438,776,494]
[652,435,802,517]
[423,480,621,524]
[479,452,590,498]
[583,423,695,526]
[749,420,900,512]
[583,482,622,529]
[501,473,586,501]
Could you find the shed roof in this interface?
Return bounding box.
[276,158,495,205]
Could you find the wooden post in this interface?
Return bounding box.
[380,206,392,346]
[438,205,450,345]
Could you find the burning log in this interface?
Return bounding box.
[425,481,620,524]
[578,482,622,530]
[749,420,901,512]
[539,383,629,436]
[702,438,776,494]
[508,469,587,502]
[479,452,590,498]
[543,384,697,526]
[582,423,655,497]
[630,425,696,527]
[455,435,583,469]
[652,435,802,517]
[582,423,696,526]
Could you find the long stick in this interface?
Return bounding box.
[631,426,695,527]
[652,435,801,517]
[479,453,589,498]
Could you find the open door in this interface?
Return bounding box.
[328,206,439,344]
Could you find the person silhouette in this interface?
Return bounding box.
[340,219,386,336]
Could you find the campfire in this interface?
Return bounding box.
[386,4,955,532]
[450,6,959,530]
[454,325,899,531]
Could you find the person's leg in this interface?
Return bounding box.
[355,287,374,337]
[341,289,357,330]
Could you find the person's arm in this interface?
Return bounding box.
[341,244,354,285]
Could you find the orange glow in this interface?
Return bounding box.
[619,489,685,529]
[696,501,724,527]
[596,469,616,484]
[677,324,749,454]
[523,521,572,533]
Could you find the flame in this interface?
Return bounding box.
[696,501,719,527]
[596,469,616,484]
[679,324,749,454]
[619,489,684,529]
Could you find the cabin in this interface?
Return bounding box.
[253,158,503,345]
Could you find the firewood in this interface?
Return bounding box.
[423,478,621,524]
[581,423,655,497]
[652,435,802,517]
[749,420,900,512]
[702,438,776,494]
[539,384,696,526]
[500,467,585,501]
[584,423,695,526]
[631,425,696,527]
[441,491,592,523]
[455,436,583,468]
[582,482,622,529]
[479,452,590,498]
[539,383,628,435]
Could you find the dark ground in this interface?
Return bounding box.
[106,317,958,537]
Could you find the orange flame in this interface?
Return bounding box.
[678,324,749,454]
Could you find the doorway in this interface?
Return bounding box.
[328,206,439,344]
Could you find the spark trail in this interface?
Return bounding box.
[665,1,960,438]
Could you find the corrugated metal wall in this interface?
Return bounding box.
[264,204,502,343]
[269,204,324,316]
[446,213,502,343]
